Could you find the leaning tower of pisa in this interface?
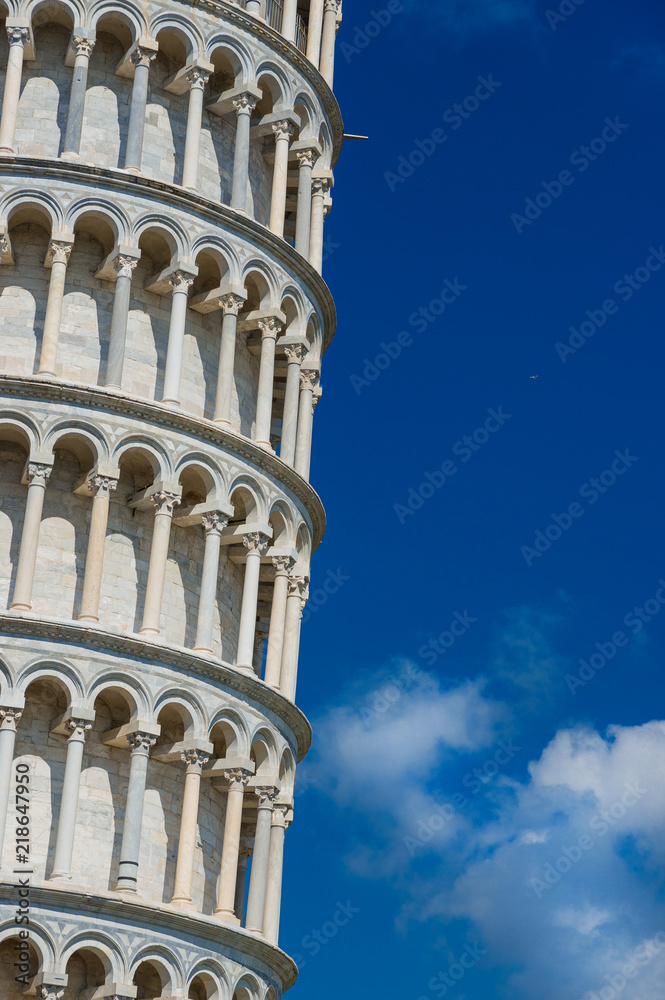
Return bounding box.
[0,0,341,994]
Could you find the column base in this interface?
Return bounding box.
[193,644,214,654]
[60,150,81,162]
[124,166,142,174]
[213,908,241,925]
[235,663,255,677]
[115,882,138,893]
[48,871,72,880]
[254,439,274,451]
[139,626,160,637]
[170,894,196,911]
[161,397,181,408]
[37,368,57,378]
[213,417,233,427]
[0,147,15,155]
[10,602,32,612]
[78,613,100,624]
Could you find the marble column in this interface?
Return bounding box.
[231,93,257,212]
[282,0,298,41]
[0,27,29,154]
[162,270,194,406]
[193,512,228,654]
[37,241,73,377]
[51,718,92,878]
[214,293,245,425]
[262,803,289,944]
[306,0,325,67]
[252,629,269,678]
[320,0,341,87]
[245,0,261,12]
[116,731,157,891]
[294,369,318,479]
[236,532,269,671]
[245,785,277,933]
[105,254,139,389]
[139,490,181,637]
[254,317,282,449]
[280,344,307,466]
[264,557,294,687]
[0,708,22,860]
[62,37,95,157]
[214,768,251,922]
[269,120,295,237]
[124,44,157,172]
[295,150,317,258]
[182,67,210,191]
[171,748,209,909]
[234,838,252,925]
[78,473,118,623]
[309,177,330,273]
[279,575,306,700]
[11,462,52,611]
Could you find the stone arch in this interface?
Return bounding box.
[16,658,84,705]
[232,972,261,1000]
[43,419,110,468]
[2,190,63,233]
[279,286,306,336]
[250,726,278,776]
[295,521,312,566]
[150,12,202,63]
[318,119,333,169]
[279,746,295,794]
[191,238,237,291]
[241,261,279,311]
[87,673,150,722]
[60,932,125,987]
[112,436,171,482]
[293,91,319,141]
[268,499,295,547]
[153,686,207,739]
[65,198,131,249]
[0,655,16,695]
[205,34,252,83]
[132,214,188,264]
[208,708,249,758]
[305,310,323,362]
[0,919,56,972]
[188,962,228,1000]
[88,0,144,47]
[0,411,41,453]
[131,947,184,997]
[26,0,81,32]
[255,63,290,116]
[175,455,225,505]
[228,476,267,524]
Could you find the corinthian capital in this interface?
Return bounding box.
[169,270,194,293]
[272,555,295,576]
[181,748,210,768]
[272,120,295,143]
[296,148,318,169]
[201,511,228,534]
[0,707,22,730]
[131,44,157,68]
[114,254,139,279]
[27,462,52,486]
[7,26,29,45]
[255,785,278,808]
[151,490,181,514]
[258,316,283,340]
[324,0,341,11]
[224,767,252,789]
[284,343,308,364]
[299,369,318,391]
[50,240,73,265]
[87,472,118,498]
[242,532,269,555]
[72,35,95,58]
[37,988,65,1000]
[219,292,245,316]
[127,731,157,755]
[233,93,257,115]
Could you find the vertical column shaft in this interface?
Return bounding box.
[306,0,325,67]
[62,37,95,156]
[245,786,277,932]
[124,46,156,172]
[0,27,29,155]
[295,150,316,258]
[51,718,92,877]
[78,474,118,623]
[171,749,209,908]
[162,271,194,406]
[139,490,181,636]
[279,576,306,699]
[231,95,257,212]
[214,294,244,424]
[320,0,340,87]
[269,121,294,237]
[262,804,289,944]
[214,769,251,921]
[294,369,317,479]
[309,178,329,273]
[264,557,294,687]
[182,69,210,191]
[37,241,73,377]
[194,512,227,653]
[283,0,298,42]
[0,709,22,859]
[254,318,282,448]
[116,732,157,891]
[280,345,306,466]
[234,841,251,924]
[11,463,51,611]
[106,255,139,388]
[236,533,269,670]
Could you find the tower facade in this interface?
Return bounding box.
[0,0,341,996]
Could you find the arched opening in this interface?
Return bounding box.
[189,971,221,1000]
[133,959,171,1000]
[147,27,192,186]
[239,272,272,439]
[0,423,31,609]
[83,13,136,167]
[0,935,40,997]
[126,226,177,404]
[64,946,110,995]
[205,46,244,205]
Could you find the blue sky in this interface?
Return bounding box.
[280,2,665,998]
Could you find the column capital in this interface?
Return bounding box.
[49,240,73,265]
[27,462,52,486]
[186,65,210,90]
[299,368,319,391]
[272,555,295,576]
[296,147,319,168]
[272,119,296,143]
[219,292,246,315]
[127,731,157,755]
[0,707,22,730]
[223,767,252,789]
[271,802,290,828]
[258,316,283,340]
[284,343,308,364]
[312,176,332,197]
[72,34,95,58]
[201,510,229,534]
[151,490,181,514]
[312,385,323,411]
[37,988,65,1000]
[114,253,140,279]
[324,0,342,11]
[87,471,118,498]
[242,531,270,555]
[169,269,195,293]
[255,785,279,808]
[232,92,258,115]
[131,43,158,68]
[181,747,210,770]
[7,25,30,45]
[66,717,93,740]
[288,575,308,598]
